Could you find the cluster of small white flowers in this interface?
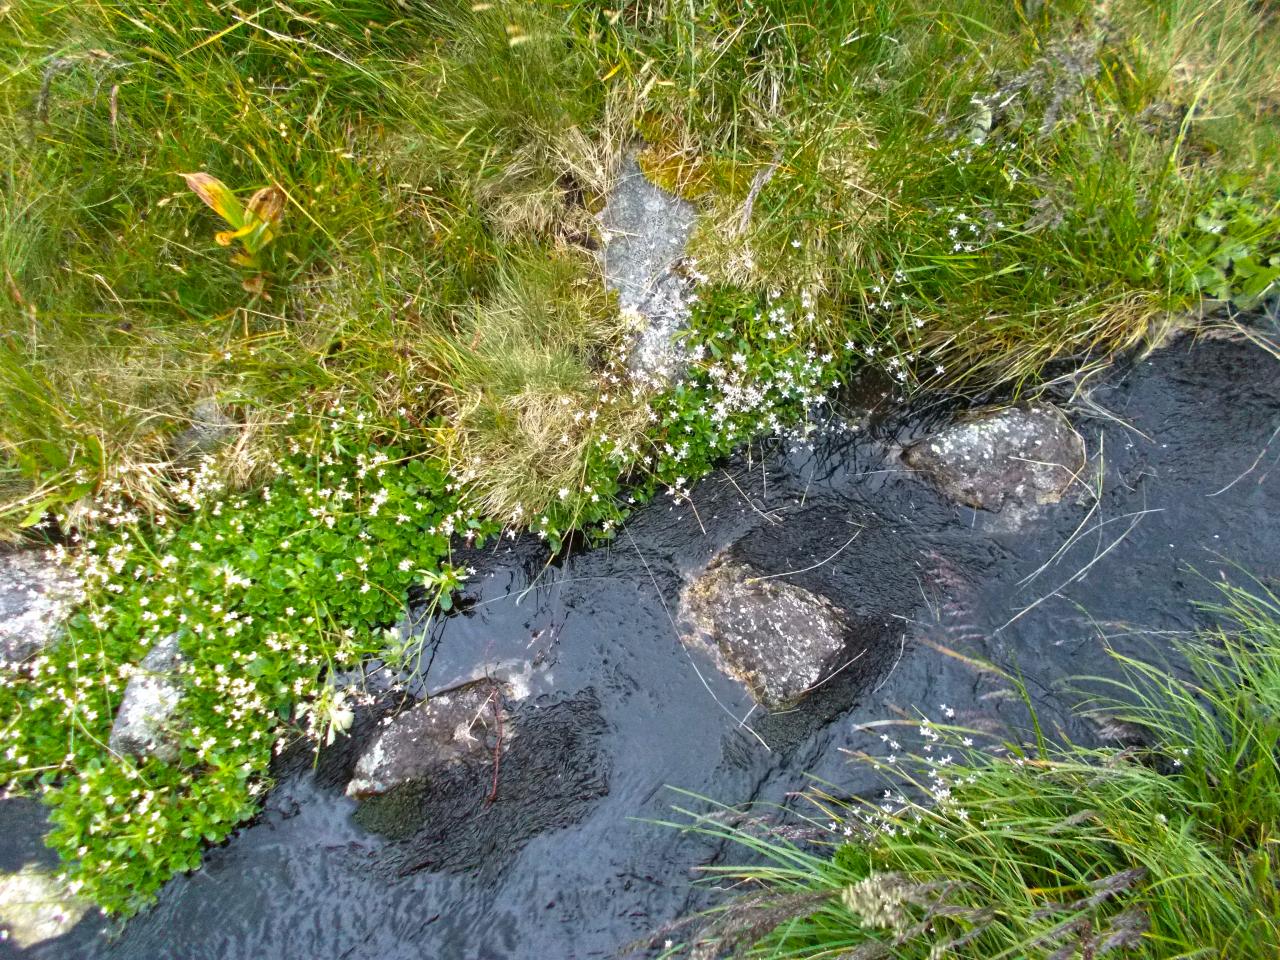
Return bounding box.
[842,706,991,842]
[939,208,1006,254]
[170,455,228,511]
[841,268,957,386]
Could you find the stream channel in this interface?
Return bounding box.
[4,323,1279,959]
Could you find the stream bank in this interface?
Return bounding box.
[4,320,1279,959]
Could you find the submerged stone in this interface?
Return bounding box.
[903,403,1084,514]
[108,632,184,763]
[597,148,698,384]
[346,679,512,799]
[362,689,610,874]
[0,548,78,666]
[681,554,850,710]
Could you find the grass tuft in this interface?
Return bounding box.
[666,579,1280,958]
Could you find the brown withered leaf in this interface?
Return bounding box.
[245,185,285,227]
[241,274,270,300]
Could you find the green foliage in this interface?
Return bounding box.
[525,287,839,551]
[670,581,1280,958]
[1185,184,1280,308]
[0,410,493,914]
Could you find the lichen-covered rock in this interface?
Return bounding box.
[681,555,849,710]
[108,632,184,763]
[346,679,512,799]
[0,864,89,948]
[0,548,78,666]
[172,397,238,459]
[903,403,1084,514]
[597,149,698,384]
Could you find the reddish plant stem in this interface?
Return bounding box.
[485,682,503,805]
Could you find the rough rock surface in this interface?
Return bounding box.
[903,403,1084,514]
[172,397,238,458]
[681,555,850,710]
[108,632,184,763]
[597,149,697,383]
[0,548,78,666]
[359,690,610,874]
[346,679,512,799]
[0,864,89,948]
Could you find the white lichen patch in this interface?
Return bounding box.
[107,632,184,763]
[0,548,80,667]
[597,149,700,384]
[0,864,89,948]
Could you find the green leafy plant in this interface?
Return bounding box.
[180,172,285,287]
[0,410,493,914]
[1186,186,1280,308]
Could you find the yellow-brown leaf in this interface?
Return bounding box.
[180,172,245,229]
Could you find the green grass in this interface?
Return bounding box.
[2,0,1278,531]
[666,580,1280,958]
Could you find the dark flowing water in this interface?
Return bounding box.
[6,326,1280,960]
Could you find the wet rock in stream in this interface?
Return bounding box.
[357,689,610,876]
[681,553,853,711]
[346,678,513,799]
[903,402,1084,518]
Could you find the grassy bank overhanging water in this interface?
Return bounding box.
[661,581,1280,958]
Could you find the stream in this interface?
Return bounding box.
[5,323,1279,959]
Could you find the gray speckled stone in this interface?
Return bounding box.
[108,632,184,763]
[172,398,237,458]
[681,555,849,710]
[597,150,697,383]
[346,679,513,799]
[0,549,78,666]
[903,403,1084,515]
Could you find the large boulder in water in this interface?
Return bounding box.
[108,632,184,763]
[903,403,1084,514]
[346,679,513,799]
[680,555,850,711]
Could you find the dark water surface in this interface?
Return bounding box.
[8,330,1280,960]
